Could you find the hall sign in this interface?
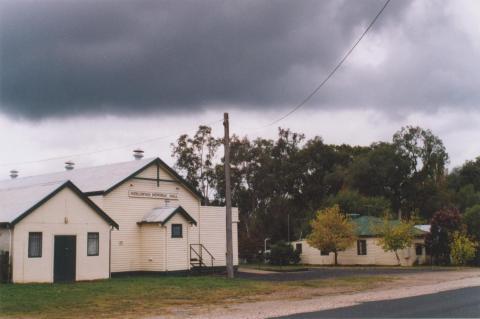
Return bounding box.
[128,190,179,200]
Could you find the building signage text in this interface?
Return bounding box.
[128,190,179,200]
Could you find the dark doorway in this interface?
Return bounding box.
[54,235,76,283]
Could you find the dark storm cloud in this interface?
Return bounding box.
[0,0,476,119]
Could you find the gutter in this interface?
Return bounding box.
[8,225,13,283]
[109,226,113,279]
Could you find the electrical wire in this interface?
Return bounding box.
[260,0,392,128]
[0,118,223,168]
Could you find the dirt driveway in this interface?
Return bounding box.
[182,268,480,319]
[237,266,451,281]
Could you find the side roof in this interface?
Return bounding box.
[139,206,197,226]
[0,157,204,201]
[0,180,118,228]
[353,216,426,237]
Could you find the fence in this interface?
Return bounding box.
[0,251,10,283]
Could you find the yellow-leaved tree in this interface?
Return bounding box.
[307,205,356,265]
[377,218,416,266]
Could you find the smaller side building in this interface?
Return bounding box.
[292,216,428,266]
[0,180,118,283]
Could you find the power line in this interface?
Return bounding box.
[0,118,223,168]
[261,0,391,128]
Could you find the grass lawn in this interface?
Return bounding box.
[0,274,392,319]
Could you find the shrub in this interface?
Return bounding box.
[267,241,300,266]
[450,232,478,266]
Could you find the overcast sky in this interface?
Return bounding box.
[0,0,479,178]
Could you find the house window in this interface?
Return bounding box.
[357,240,367,255]
[28,232,42,258]
[171,224,183,238]
[295,243,302,254]
[320,250,330,256]
[415,244,423,256]
[87,232,99,256]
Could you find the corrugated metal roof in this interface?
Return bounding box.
[415,224,431,233]
[141,206,178,223]
[140,205,197,225]
[352,216,427,237]
[0,180,67,223]
[0,157,156,194]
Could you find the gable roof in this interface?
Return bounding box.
[0,180,118,228]
[352,216,426,237]
[138,205,197,225]
[0,157,204,200]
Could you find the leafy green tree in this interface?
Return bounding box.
[449,157,480,192]
[393,126,449,182]
[307,205,356,265]
[450,232,478,266]
[392,126,450,219]
[425,207,462,265]
[325,190,390,217]
[171,125,220,202]
[455,185,480,212]
[376,218,416,265]
[348,142,411,213]
[464,205,480,242]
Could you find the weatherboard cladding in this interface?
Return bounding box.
[12,186,113,283]
[1,157,237,274]
[101,165,202,273]
[0,180,117,228]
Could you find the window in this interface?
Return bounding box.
[320,250,330,256]
[415,244,423,256]
[171,224,183,238]
[357,240,367,255]
[87,232,99,256]
[28,232,42,258]
[295,243,302,254]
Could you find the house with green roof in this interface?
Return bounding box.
[292,216,429,266]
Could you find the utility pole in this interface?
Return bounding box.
[224,112,234,279]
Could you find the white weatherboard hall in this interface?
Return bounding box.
[0,154,239,283]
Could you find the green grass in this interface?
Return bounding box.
[0,275,393,319]
[0,276,273,318]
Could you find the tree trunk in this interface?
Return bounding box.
[334,251,338,266]
[394,250,401,266]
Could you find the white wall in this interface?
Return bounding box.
[101,163,201,273]
[12,187,112,283]
[199,206,239,267]
[99,162,239,273]
[293,237,427,266]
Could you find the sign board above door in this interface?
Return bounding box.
[128,190,178,200]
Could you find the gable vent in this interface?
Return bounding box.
[9,169,18,179]
[65,161,75,171]
[133,149,144,160]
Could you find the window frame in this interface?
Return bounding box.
[415,243,423,256]
[320,250,330,256]
[28,232,42,258]
[87,232,100,256]
[357,240,367,256]
[171,224,183,238]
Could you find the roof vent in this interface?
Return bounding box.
[133,149,144,160]
[9,169,18,179]
[65,161,75,171]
